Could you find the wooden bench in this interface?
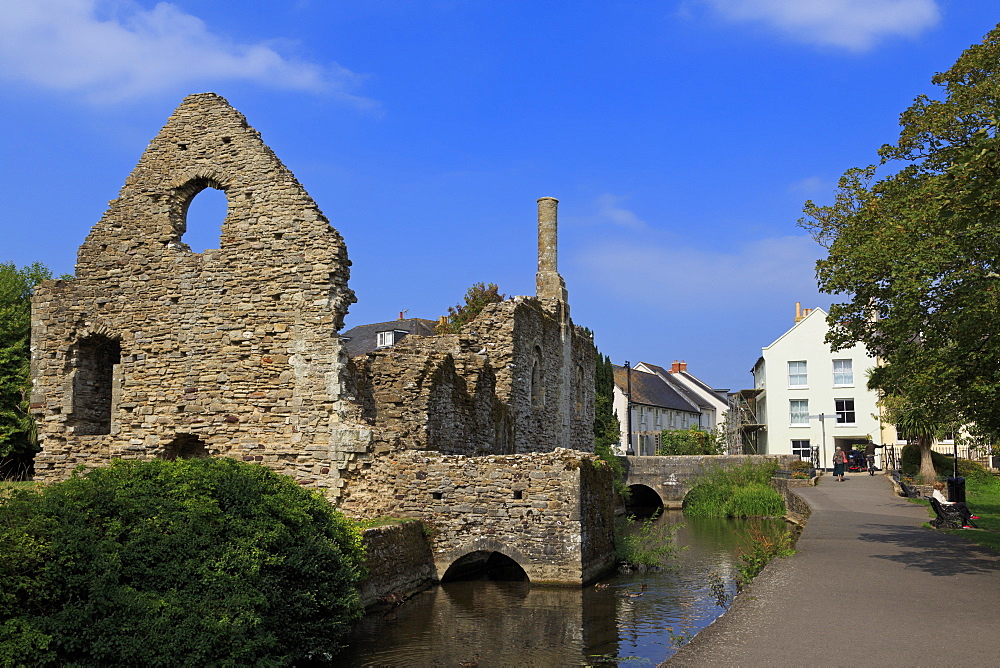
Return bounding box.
[929,497,966,530]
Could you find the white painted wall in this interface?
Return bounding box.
[753,308,884,468]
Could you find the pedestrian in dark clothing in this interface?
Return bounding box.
[864,439,883,475]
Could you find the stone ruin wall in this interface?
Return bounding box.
[30,93,368,489]
[29,93,600,516]
[337,449,615,585]
[347,297,595,459]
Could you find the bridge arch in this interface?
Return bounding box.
[625,483,664,517]
[436,538,533,583]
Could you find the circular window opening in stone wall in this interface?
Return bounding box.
[182,186,229,253]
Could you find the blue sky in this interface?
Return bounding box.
[1,0,996,393]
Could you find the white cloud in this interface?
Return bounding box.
[790,175,830,195]
[0,0,373,105]
[696,0,941,51]
[574,234,824,310]
[595,193,648,230]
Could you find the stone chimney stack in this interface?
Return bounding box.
[536,197,568,302]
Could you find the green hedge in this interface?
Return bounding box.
[0,458,365,666]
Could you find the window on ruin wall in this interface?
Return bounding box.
[70,335,121,435]
[530,346,544,408]
[179,182,229,252]
[160,434,209,460]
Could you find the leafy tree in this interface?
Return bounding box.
[878,395,954,483]
[656,426,724,456]
[435,282,504,334]
[593,352,626,496]
[0,262,53,462]
[799,24,1000,439]
[0,458,365,665]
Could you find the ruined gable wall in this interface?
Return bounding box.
[30,93,364,487]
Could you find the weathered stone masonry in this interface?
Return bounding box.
[29,93,614,585]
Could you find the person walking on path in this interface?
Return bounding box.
[832,445,848,481]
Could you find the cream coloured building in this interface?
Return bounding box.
[751,305,884,467]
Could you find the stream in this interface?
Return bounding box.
[336,511,784,666]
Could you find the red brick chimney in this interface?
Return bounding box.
[680,360,687,372]
[670,360,680,373]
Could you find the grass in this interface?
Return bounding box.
[920,477,1000,553]
[683,459,785,518]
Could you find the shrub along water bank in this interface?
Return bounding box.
[683,460,785,518]
[0,458,366,666]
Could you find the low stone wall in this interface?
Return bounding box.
[339,448,616,585]
[357,521,435,608]
[770,477,813,526]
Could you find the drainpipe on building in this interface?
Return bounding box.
[626,360,634,456]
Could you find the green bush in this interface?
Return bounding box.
[683,460,785,518]
[788,459,812,472]
[656,427,724,455]
[0,458,365,666]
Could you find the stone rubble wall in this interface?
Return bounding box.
[357,521,436,608]
[30,93,367,490]
[28,92,614,586]
[339,449,615,585]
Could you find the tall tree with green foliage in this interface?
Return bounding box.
[0,262,53,460]
[799,23,1000,439]
[593,351,626,497]
[435,282,505,334]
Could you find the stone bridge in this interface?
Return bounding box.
[621,455,796,509]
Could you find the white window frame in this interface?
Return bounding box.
[791,439,811,460]
[833,359,854,387]
[835,398,856,425]
[790,399,809,426]
[788,361,808,388]
[375,330,394,348]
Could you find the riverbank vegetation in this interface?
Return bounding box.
[734,520,797,587]
[683,460,785,518]
[614,511,680,570]
[0,458,366,666]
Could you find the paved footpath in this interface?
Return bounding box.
[667,472,1000,667]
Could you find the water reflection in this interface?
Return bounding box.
[337,511,783,666]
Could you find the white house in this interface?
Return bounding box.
[751,304,884,468]
[611,362,723,456]
[636,361,729,431]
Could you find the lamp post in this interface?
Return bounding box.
[808,413,834,470]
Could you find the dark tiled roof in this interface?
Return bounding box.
[340,318,438,357]
[638,362,727,407]
[612,365,700,413]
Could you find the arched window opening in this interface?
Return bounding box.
[441,551,529,583]
[160,434,209,461]
[180,184,229,253]
[530,346,544,408]
[70,335,121,435]
[625,484,664,518]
